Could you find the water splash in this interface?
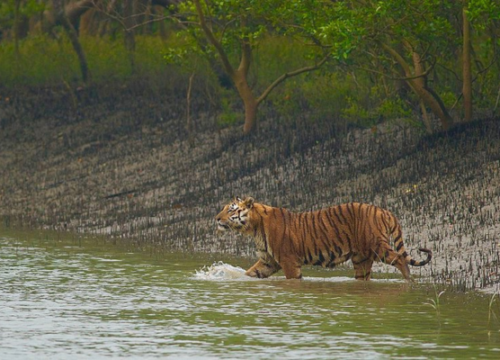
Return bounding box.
[195,261,247,280]
[194,262,407,283]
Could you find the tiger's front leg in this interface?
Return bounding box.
[245,258,281,279]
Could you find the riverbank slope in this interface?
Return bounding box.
[1,85,499,291]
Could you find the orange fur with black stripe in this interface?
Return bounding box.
[216,197,432,280]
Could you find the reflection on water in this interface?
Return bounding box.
[1,229,500,359]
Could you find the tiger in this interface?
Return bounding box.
[215,197,432,280]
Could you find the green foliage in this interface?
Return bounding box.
[217,91,242,127]
[0,31,221,117]
[0,0,45,29]
[270,80,305,121]
[267,59,416,130]
[1,0,500,132]
[0,35,77,86]
[439,91,458,109]
[302,73,351,121]
[357,0,458,54]
[340,84,415,128]
[84,36,132,81]
[0,35,171,87]
[271,72,354,125]
[135,36,175,74]
[378,98,412,119]
[177,0,273,57]
[161,32,211,75]
[251,36,321,93]
[341,97,373,127]
[467,0,500,22]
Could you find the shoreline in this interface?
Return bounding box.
[1,88,499,292]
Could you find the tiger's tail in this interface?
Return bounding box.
[405,247,432,266]
[392,222,432,267]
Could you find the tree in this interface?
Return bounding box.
[463,2,472,122]
[0,0,45,56]
[353,0,500,132]
[464,0,500,117]
[350,0,457,133]
[174,0,342,134]
[52,0,93,84]
[89,0,180,71]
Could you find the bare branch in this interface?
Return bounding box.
[256,53,331,104]
[193,0,235,77]
[380,42,413,76]
[89,0,181,31]
[353,60,436,81]
[66,0,99,27]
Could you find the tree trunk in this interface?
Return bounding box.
[192,0,328,135]
[463,4,473,122]
[61,18,91,83]
[419,100,432,134]
[13,0,20,56]
[382,42,453,132]
[124,0,137,73]
[157,5,168,39]
[232,70,259,134]
[66,0,98,30]
[186,73,195,146]
[411,50,434,133]
[243,98,259,134]
[409,81,453,131]
[52,0,92,84]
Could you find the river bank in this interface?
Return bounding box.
[1,85,499,291]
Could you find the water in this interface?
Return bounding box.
[1,229,500,359]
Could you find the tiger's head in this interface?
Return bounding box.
[216,197,255,232]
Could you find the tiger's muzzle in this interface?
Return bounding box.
[217,222,229,231]
[216,215,230,231]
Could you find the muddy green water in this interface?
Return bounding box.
[1,229,499,359]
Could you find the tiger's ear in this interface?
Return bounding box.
[243,197,254,208]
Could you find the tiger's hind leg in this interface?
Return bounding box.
[374,244,411,280]
[352,255,374,280]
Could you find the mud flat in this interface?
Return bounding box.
[1,87,499,291]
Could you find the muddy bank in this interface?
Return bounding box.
[1,85,499,291]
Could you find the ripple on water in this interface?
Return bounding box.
[1,235,500,360]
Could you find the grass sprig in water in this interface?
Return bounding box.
[425,285,446,318]
[488,290,499,325]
